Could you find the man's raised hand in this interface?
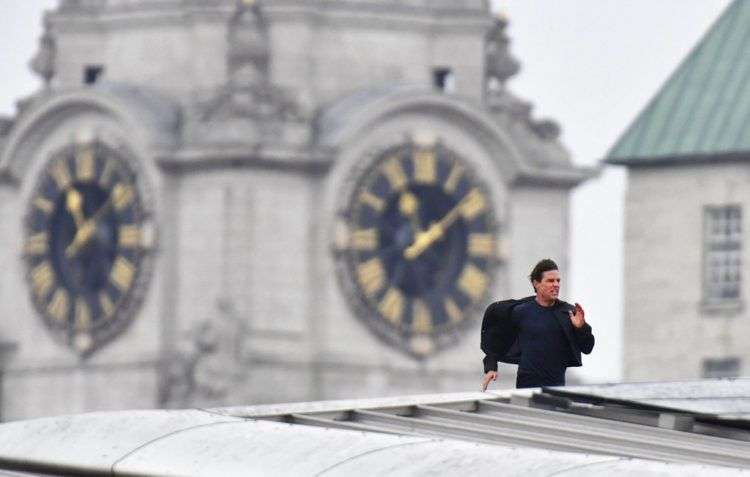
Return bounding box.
[569,302,586,329]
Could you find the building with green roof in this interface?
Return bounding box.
[606,0,750,381]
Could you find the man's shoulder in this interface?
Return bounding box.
[484,295,534,317]
[512,299,534,311]
[513,298,572,315]
[506,296,536,316]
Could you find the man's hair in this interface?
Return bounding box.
[529,258,558,284]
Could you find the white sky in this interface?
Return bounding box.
[494,0,730,382]
[0,0,732,383]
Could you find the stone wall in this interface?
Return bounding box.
[623,163,750,380]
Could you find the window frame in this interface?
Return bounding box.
[701,204,743,313]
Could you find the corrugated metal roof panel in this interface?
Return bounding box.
[1,384,750,475]
[606,0,750,164]
[547,378,750,418]
[0,409,242,474]
[257,392,750,468]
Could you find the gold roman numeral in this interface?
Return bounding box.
[443,162,464,194]
[445,298,463,324]
[357,258,385,296]
[382,156,407,191]
[118,225,142,249]
[31,261,55,298]
[75,298,91,331]
[100,291,115,319]
[412,299,433,333]
[359,191,385,212]
[458,264,489,302]
[47,288,70,322]
[24,232,49,255]
[379,287,404,325]
[99,159,116,187]
[459,188,487,221]
[468,233,496,258]
[413,148,436,184]
[50,160,72,190]
[110,256,135,292]
[33,196,54,215]
[75,146,95,181]
[112,183,135,211]
[351,228,378,251]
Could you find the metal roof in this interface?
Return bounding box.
[547,378,750,419]
[0,385,750,476]
[606,0,750,165]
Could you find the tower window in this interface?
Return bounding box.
[433,67,455,93]
[703,205,742,303]
[84,65,104,85]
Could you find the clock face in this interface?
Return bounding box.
[335,141,499,358]
[22,142,154,356]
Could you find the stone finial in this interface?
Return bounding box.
[30,18,56,87]
[485,15,520,96]
[199,0,301,125]
[484,15,562,141]
[227,0,269,89]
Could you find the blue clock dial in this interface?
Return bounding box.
[336,141,499,358]
[23,142,152,356]
[49,182,117,295]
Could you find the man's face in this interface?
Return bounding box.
[533,269,561,303]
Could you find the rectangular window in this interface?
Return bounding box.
[432,67,455,93]
[703,205,742,303]
[702,357,740,378]
[84,65,104,85]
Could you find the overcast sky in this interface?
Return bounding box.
[494,0,730,382]
[0,1,732,383]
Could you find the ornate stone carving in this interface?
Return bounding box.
[228,0,269,84]
[530,119,561,141]
[484,15,561,142]
[159,298,244,408]
[201,0,301,123]
[485,15,520,95]
[0,118,14,138]
[29,18,56,87]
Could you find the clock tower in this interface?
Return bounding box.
[0,0,594,419]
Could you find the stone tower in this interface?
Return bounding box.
[0,0,594,420]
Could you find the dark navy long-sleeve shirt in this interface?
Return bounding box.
[511,300,573,387]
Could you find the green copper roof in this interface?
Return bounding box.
[607,0,750,165]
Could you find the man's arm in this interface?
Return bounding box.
[481,299,527,390]
[480,301,519,372]
[480,302,502,373]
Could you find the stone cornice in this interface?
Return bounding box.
[513,164,601,189]
[155,145,335,174]
[50,0,490,34]
[59,0,488,14]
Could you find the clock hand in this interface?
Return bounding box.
[403,191,473,260]
[65,221,97,258]
[65,183,126,258]
[65,189,86,229]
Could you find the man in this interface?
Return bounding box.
[480,259,594,390]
